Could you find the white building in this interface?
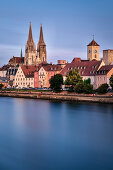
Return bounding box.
[14,65,38,88]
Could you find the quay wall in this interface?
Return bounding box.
[0,91,113,104]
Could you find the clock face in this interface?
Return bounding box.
[94,50,97,53]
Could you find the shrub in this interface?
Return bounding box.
[74,83,84,93]
[110,75,113,90]
[97,83,109,94]
[0,84,3,89]
[83,84,94,94]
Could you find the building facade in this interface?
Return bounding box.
[87,39,100,61]
[95,65,113,89]
[103,49,113,65]
[14,65,38,88]
[34,64,62,88]
[24,23,47,66]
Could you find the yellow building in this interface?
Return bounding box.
[87,39,100,61]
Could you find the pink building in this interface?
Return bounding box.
[34,64,62,88]
[94,65,113,89]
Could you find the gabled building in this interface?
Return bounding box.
[34,64,62,88]
[0,65,9,77]
[14,65,38,88]
[95,65,113,89]
[60,58,105,87]
[9,56,24,66]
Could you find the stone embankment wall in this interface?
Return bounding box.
[0,91,113,104]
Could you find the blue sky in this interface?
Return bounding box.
[0,0,113,66]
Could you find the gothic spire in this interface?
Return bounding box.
[38,24,45,44]
[28,22,33,42]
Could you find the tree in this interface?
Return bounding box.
[110,75,113,90]
[74,82,84,94]
[0,84,3,89]
[97,83,109,94]
[83,84,94,94]
[65,69,83,86]
[49,74,63,92]
[84,78,91,85]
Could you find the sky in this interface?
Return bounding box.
[0,0,113,66]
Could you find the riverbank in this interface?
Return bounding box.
[0,91,113,104]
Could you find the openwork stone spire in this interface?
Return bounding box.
[38,24,45,45]
[28,22,34,43]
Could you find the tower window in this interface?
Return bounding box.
[95,54,97,58]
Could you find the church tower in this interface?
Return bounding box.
[36,25,47,64]
[24,23,36,65]
[87,39,100,61]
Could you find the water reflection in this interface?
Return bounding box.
[0,97,113,170]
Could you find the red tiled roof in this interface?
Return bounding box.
[21,65,39,78]
[42,64,62,72]
[87,40,99,46]
[0,65,10,71]
[96,65,113,75]
[9,56,24,64]
[60,58,102,77]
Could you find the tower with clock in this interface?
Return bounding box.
[87,38,100,61]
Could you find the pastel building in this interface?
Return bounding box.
[95,65,113,89]
[60,58,105,88]
[34,64,62,88]
[14,65,38,88]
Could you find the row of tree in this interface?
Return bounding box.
[49,69,113,94]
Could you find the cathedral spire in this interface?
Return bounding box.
[28,22,33,42]
[38,24,45,44]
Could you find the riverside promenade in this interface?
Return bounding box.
[0,91,113,104]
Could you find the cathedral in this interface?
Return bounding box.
[24,23,47,66]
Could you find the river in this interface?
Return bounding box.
[0,97,113,170]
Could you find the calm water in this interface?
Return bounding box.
[0,97,113,170]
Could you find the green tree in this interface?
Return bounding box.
[49,74,63,92]
[83,84,94,94]
[84,78,91,85]
[110,75,113,90]
[65,69,83,86]
[0,84,3,89]
[97,83,108,94]
[74,82,84,94]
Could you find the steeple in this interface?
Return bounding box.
[28,22,33,43]
[38,24,45,45]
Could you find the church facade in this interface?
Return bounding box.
[24,23,47,66]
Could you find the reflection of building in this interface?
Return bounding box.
[24,23,47,66]
[87,39,99,61]
[95,65,113,89]
[34,64,62,88]
[103,49,113,65]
